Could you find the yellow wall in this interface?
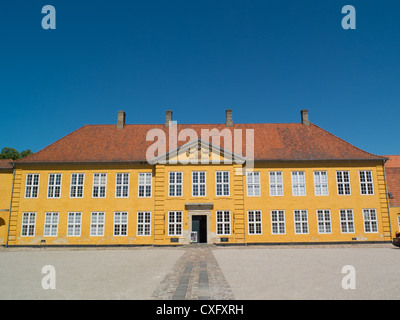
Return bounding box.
[5,159,391,246]
[0,169,13,245]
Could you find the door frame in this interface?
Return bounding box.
[188,210,211,244]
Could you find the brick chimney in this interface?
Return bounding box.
[301,109,310,126]
[165,110,173,127]
[117,111,126,129]
[225,109,233,127]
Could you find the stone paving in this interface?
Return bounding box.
[151,245,235,300]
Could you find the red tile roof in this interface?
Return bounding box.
[16,122,385,164]
[0,159,13,169]
[385,156,400,207]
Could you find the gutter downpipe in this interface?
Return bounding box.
[6,163,16,247]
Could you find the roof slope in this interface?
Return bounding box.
[0,159,13,169]
[16,123,384,163]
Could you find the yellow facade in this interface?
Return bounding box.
[0,168,13,245]
[4,153,392,246]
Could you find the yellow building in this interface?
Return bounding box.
[0,160,13,245]
[2,110,393,246]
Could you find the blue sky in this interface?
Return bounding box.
[0,0,399,155]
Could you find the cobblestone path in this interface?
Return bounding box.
[151,245,235,300]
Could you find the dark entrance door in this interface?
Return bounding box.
[192,215,207,243]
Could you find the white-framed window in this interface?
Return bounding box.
[359,171,374,195]
[246,171,260,196]
[314,171,328,196]
[336,171,351,195]
[340,209,354,233]
[269,171,283,196]
[116,173,129,198]
[248,210,262,235]
[216,210,231,235]
[169,172,183,197]
[138,172,152,198]
[294,210,308,234]
[363,209,378,233]
[168,211,182,236]
[44,212,59,237]
[70,173,84,198]
[114,212,128,236]
[21,212,36,236]
[216,171,230,196]
[67,212,81,236]
[137,211,151,236]
[192,171,206,197]
[93,173,107,198]
[398,216,400,233]
[90,212,105,236]
[292,171,306,196]
[271,210,286,234]
[47,174,62,198]
[317,210,332,234]
[25,174,39,198]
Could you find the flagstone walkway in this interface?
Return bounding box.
[151,245,235,300]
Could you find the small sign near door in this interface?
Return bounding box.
[190,231,198,243]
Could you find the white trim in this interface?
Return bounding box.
[246,171,261,196]
[269,171,283,196]
[192,171,206,197]
[359,170,374,195]
[216,210,231,235]
[47,173,62,199]
[92,173,107,198]
[90,212,105,236]
[336,171,351,195]
[24,173,40,198]
[21,212,36,236]
[137,211,151,236]
[216,171,230,196]
[294,210,309,234]
[362,208,378,233]
[168,171,183,197]
[271,210,286,234]
[43,212,59,237]
[339,209,355,233]
[70,173,85,198]
[314,171,329,196]
[168,211,183,236]
[316,209,332,234]
[138,172,152,198]
[291,171,306,196]
[113,211,128,236]
[115,173,130,198]
[247,210,262,235]
[67,212,82,237]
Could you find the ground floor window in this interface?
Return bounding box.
[44,212,59,237]
[363,209,378,233]
[317,210,331,234]
[137,211,151,236]
[67,212,81,236]
[91,212,105,236]
[294,210,308,234]
[216,211,231,235]
[21,212,36,236]
[168,211,182,236]
[340,209,354,233]
[114,212,128,236]
[248,210,262,234]
[271,210,285,234]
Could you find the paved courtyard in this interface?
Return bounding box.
[0,244,399,300]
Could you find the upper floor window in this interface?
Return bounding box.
[269,171,283,196]
[292,171,306,196]
[116,173,129,198]
[314,171,328,196]
[169,172,183,197]
[359,171,374,195]
[192,171,206,197]
[25,174,40,198]
[48,174,62,198]
[70,173,84,198]
[216,171,229,196]
[93,173,107,198]
[138,172,152,198]
[336,171,351,195]
[246,171,260,196]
